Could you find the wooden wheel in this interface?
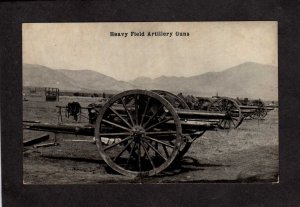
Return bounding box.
[152,90,204,159]
[95,90,183,177]
[250,100,267,119]
[151,90,190,109]
[207,97,243,129]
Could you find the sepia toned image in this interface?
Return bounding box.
[22,22,278,184]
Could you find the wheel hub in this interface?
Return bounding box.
[131,126,145,141]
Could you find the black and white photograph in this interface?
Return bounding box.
[22,22,278,184]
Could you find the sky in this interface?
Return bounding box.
[23,22,277,81]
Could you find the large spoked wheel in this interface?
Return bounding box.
[207,97,243,129]
[95,90,183,177]
[151,90,190,109]
[250,100,267,119]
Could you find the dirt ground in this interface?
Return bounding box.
[23,96,279,184]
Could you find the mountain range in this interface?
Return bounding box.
[23,62,278,100]
[23,64,135,92]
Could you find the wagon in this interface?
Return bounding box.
[24,89,234,177]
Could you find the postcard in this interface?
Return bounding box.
[22,22,278,184]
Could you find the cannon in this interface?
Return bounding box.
[207,96,273,124]
[235,98,276,119]
[176,94,244,129]
[24,89,233,177]
[179,93,273,129]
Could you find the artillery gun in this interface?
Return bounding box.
[206,96,274,123]
[24,89,235,177]
[178,93,274,129]
[177,94,244,129]
[235,98,274,119]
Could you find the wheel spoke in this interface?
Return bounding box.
[219,119,225,127]
[102,119,131,132]
[216,101,222,112]
[103,136,132,151]
[158,111,167,121]
[227,103,233,110]
[125,141,137,168]
[143,139,167,161]
[138,142,141,172]
[141,141,151,159]
[121,97,135,126]
[228,120,232,129]
[225,120,229,129]
[230,119,236,127]
[145,117,172,131]
[162,144,169,158]
[144,136,175,148]
[225,100,229,110]
[113,139,134,161]
[109,107,132,128]
[154,142,159,156]
[140,97,151,126]
[227,120,230,129]
[141,141,155,169]
[231,117,238,121]
[222,120,227,128]
[135,94,139,125]
[143,104,164,128]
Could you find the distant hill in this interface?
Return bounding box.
[23,64,80,91]
[58,69,136,91]
[131,62,278,100]
[23,62,278,100]
[23,64,137,92]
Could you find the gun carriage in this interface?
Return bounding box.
[206,97,274,124]
[180,94,274,129]
[24,89,234,177]
[178,95,244,129]
[235,98,274,119]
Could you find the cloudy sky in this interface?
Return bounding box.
[23,22,277,81]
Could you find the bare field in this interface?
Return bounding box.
[23,96,279,184]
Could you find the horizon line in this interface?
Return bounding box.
[23,61,278,82]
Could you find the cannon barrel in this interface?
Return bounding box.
[23,122,95,136]
[266,106,275,111]
[241,109,257,114]
[239,105,274,111]
[165,119,219,130]
[175,109,227,119]
[240,105,263,110]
